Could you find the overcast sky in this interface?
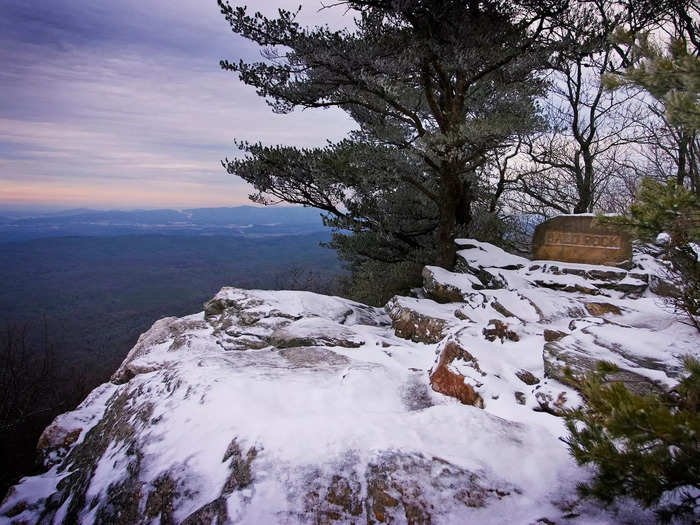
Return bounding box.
[0,1,355,210]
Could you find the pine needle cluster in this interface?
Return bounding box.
[599,177,699,330]
[564,359,700,522]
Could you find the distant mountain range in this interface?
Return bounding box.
[0,206,328,242]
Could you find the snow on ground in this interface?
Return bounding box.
[456,239,529,269]
[1,240,697,524]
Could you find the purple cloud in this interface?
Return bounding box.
[0,1,354,209]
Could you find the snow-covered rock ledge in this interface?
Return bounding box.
[2,240,697,524]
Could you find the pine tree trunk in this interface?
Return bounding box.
[435,169,461,269]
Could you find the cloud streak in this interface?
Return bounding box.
[0,0,354,209]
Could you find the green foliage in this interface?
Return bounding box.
[219,0,562,267]
[603,33,700,132]
[599,177,700,330]
[564,358,700,522]
[603,177,700,244]
[345,260,424,307]
[633,178,698,242]
[227,141,440,269]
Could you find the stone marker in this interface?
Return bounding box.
[532,215,632,267]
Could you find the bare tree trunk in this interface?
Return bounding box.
[490,172,506,213]
[457,177,474,227]
[574,150,595,213]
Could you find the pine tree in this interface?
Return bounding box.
[564,359,700,522]
[608,177,700,242]
[599,177,699,329]
[218,0,565,269]
[604,33,699,132]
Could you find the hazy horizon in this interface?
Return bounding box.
[0,202,302,215]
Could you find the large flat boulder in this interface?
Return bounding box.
[2,288,598,525]
[542,321,687,396]
[422,265,482,302]
[385,295,459,343]
[453,239,527,289]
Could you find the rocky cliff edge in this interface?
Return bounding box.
[1,240,696,525]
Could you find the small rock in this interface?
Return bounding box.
[562,267,587,278]
[543,329,567,342]
[515,369,540,385]
[483,320,519,343]
[36,425,83,468]
[454,309,473,321]
[594,279,647,295]
[429,342,484,408]
[514,392,526,405]
[385,297,450,344]
[584,302,622,316]
[422,266,465,303]
[628,272,649,283]
[649,274,682,298]
[534,391,568,416]
[533,280,601,296]
[572,283,600,295]
[586,269,627,281]
[453,255,508,289]
[655,232,671,246]
[491,301,515,318]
